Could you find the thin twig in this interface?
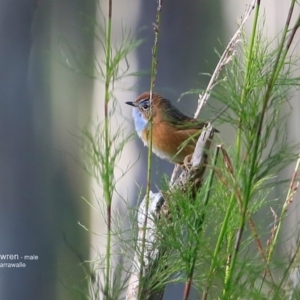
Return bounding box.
[194,0,257,119]
[267,148,300,264]
[138,1,162,298]
[220,146,274,283]
[104,0,113,297]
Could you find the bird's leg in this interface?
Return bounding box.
[182,154,193,170]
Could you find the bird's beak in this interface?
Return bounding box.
[125,101,136,107]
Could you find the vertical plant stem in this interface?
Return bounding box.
[266,150,300,268]
[235,0,260,167]
[202,192,235,300]
[137,1,162,298]
[104,0,113,297]
[223,2,298,297]
[273,241,300,299]
[193,0,257,119]
[202,4,261,298]
[183,147,220,300]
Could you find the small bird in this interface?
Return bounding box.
[126,92,217,164]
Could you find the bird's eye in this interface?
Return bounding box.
[141,103,149,110]
[140,101,150,111]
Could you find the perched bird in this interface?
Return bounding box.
[126,92,217,164]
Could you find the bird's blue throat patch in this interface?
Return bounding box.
[132,108,148,138]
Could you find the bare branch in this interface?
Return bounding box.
[126,124,216,300]
[194,0,257,118]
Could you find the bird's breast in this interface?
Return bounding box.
[151,121,199,163]
[132,108,148,142]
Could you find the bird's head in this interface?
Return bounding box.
[126,91,163,120]
[126,92,165,137]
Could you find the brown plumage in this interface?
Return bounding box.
[126,92,216,164]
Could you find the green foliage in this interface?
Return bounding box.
[76,1,300,300]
